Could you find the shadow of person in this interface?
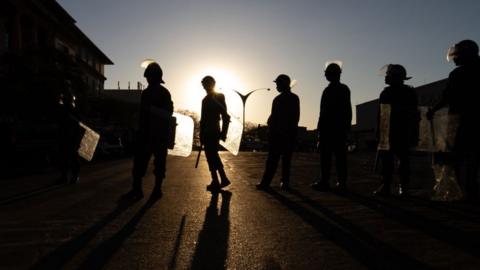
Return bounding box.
[190,190,232,270]
[32,199,136,269]
[337,190,480,257]
[77,196,161,269]
[265,188,431,270]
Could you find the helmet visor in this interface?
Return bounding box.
[446,45,457,62]
[141,58,156,68]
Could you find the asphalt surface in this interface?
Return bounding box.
[1,152,480,269]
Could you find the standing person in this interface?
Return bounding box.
[199,76,231,192]
[311,63,352,192]
[427,40,480,202]
[56,80,82,184]
[256,74,300,190]
[374,64,419,196]
[121,62,173,200]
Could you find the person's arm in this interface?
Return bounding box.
[345,86,352,132]
[427,77,451,120]
[294,95,300,126]
[199,99,206,145]
[166,91,174,115]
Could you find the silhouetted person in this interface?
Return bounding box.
[257,74,300,190]
[200,76,231,192]
[427,40,480,202]
[55,80,81,184]
[121,62,173,200]
[311,63,352,192]
[374,64,419,197]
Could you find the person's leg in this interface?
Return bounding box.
[259,149,280,187]
[464,151,480,201]
[397,149,411,195]
[320,142,333,187]
[218,167,231,187]
[69,146,80,184]
[130,145,152,194]
[152,146,168,195]
[281,150,293,189]
[374,150,394,196]
[58,142,69,183]
[335,141,348,189]
[204,141,221,190]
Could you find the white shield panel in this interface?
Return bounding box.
[78,122,100,162]
[168,112,194,157]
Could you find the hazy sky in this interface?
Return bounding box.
[58,0,480,129]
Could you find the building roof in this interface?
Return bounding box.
[34,0,113,65]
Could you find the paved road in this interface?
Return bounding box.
[1,152,479,269]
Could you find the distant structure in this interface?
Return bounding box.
[0,0,113,97]
[351,79,448,150]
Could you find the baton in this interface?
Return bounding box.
[195,144,203,168]
[373,148,379,173]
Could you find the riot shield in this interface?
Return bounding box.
[377,104,391,151]
[416,107,458,152]
[379,105,459,152]
[168,112,194,157]
[219,113,242,156]
[78,122,100,162]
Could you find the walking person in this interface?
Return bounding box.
[256,74,300,191]
[311,63,352,192]
[199,76,231,192]
[427,40,480,202]
[55,80,82,184]
[121,62,173,200]
[374,64,419,196]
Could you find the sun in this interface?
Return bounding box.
[184,66,246,117]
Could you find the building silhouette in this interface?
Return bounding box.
[1,0,113,98]
[0,0,113,174]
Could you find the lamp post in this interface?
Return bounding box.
[232,87,270,136]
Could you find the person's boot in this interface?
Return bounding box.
[335,180,348,194]
[120,178,144,201]
[207,171,220,192]
[151,177,163,199]
[56,173,69,184]
[280,179,290,191]
[311,180,330,191]
[373,183,391,197]
[218,168,231,188]
[69,173,80,184]
[398,182,409,197]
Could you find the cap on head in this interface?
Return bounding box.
[143,62,164,83]
[385,64,411,80]
[274,74,291,85]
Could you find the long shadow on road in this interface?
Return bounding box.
[263,188,432,270]
[77,197,160,269]
[32,199,136,269]
[190,190,232,270]
[340,192,480,257]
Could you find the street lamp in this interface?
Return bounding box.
[232,87,270,136]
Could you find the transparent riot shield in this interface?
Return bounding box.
[219,113,242,156]
[377,104,391,151]
[416,107,458,152]
[168,112,194,157]
[78,122,100,162]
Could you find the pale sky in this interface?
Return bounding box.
[58,0,480,129]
